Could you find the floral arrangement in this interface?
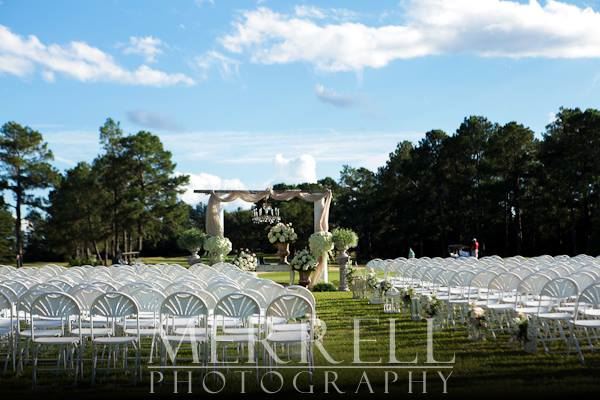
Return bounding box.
[420,295,442,319]
[379,278,393,295]
[345,262,356,283]
[204,235,232,264]
[177,228,206,256]
[308,231,334,259]
[267,222,298,244]
[366,268,378,290]
[467,303,487,340]
[290,249,318,272]
[401,287,415,306]
[512,313,530,343]
[331,228,358,251]
[232,249,257,271]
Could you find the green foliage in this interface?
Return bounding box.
[331,228,358,250]
[0,203,14,261]
[177,228,206,255]
[0,121,59,262]
[311,282,337,292]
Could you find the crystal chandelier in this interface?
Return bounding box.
[251,199,281,224]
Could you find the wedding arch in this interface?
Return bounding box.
[193,188,333,285]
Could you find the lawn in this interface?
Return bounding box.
[3,259,600,398]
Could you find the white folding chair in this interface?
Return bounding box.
[30,292,83,385]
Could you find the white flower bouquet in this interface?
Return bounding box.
[366,268,378,290]
[267,222,298,244]
[290,249,317,272]
[308,231,334,259]
[233,249,257,271]
[204,235,232,264]
[467,303,487,340]
[379,278,393,295]
[420,295,442,319]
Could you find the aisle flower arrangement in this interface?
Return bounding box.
[378,278,393,296]
[467,304,487,341]
[267,222,298,244]
[366,268,384,304]
[420,294,443,320]
[511,313,536,352]
[401,287,415,308]
[290,249,317,287]
[204,235,232,265]
[366,268,378,290]
[232,249,257,271]
[290,249,318,272]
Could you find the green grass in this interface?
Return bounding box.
[4,260,600,397]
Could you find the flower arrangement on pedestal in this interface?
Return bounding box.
[177,228,206,265]
[290,249,317,287]
[204,235,232,265]
[268,222,297,264]
[467,304,487,341]
[309,231,334,259]
[331,228,358,291]
[232,249,257,272]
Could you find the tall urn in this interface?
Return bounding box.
[275,242,290,265]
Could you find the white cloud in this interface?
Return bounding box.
[121,36,163,63]
[221,1,600,72]
[315,84,356,108]
[274,154,317,184]
[127,110,182,131]
[177,171,248,209]
[294,5,327,19]
[194,50,240,80]
[0,25,195,86]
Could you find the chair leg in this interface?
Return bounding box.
[91,345,98,385]
[32,343,39,387]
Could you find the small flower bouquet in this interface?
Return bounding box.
[366,268,384,304]
[267,222,298,244]
[420,294,443,321]
[401,287,415,307]
[467,303,487,341]
[511,313,537,352]
[378,278,393,296]
[232,249,257,272]
[290,249,317,272]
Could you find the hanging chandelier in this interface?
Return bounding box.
[251,198,281,224]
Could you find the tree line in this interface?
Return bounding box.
[1,107,599,264]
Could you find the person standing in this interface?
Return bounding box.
[471,238,479,258]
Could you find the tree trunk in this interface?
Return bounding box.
[104,239,109,266]
[137,222,143,253]
[14,180,23,268]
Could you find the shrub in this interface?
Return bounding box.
[311,282,337,292]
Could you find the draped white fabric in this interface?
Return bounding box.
[205,189,332,286]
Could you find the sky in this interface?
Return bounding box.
[1,0,600,207]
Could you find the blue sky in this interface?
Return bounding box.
[1,0,600,206]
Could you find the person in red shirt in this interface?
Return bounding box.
[471,238,479,258]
